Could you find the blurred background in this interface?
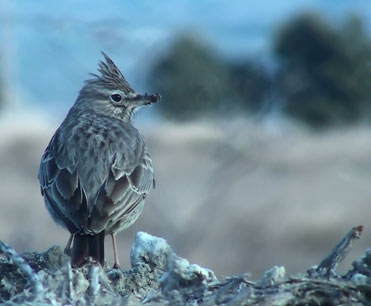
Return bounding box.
[1,0,371,279]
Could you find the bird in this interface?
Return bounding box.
[38,52,160,268]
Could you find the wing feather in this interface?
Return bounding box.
[39,145,88,233]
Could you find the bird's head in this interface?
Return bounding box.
[75,52,161,122]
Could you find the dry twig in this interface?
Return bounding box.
[309,225,363,278]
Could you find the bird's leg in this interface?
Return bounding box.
[111,233,121,269]
[64,234,74,255]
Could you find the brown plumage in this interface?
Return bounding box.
[38,52,160,268]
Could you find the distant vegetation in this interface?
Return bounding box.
[275,13,371,128]
[148,35,229,119]
[148,13,371,128]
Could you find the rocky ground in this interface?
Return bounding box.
[1,228,371,305]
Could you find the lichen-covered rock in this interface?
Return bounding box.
[131,231,174,272]
[160,256,218,302]
[22,245,69,272]
[0,257,28,302]
[131,232,218,302]
[1,232,371,305]
[345,248,371,283]
[255,266,286,287]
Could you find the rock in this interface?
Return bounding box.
[160,253,218,302]
[1,231,371,305]
[255,266,286,287]
[22,245,69,272]
[131,231,174,272]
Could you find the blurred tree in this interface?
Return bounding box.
[274,13,371,128]
[148,34,229,120]
[148,34,274,119]
[228,61,272,113]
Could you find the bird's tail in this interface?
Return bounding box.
[71,231,105,267]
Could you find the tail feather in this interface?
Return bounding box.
[71,231,105,267]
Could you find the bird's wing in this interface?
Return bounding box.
[89,145,155,230]
[111,145,155,195]
[38,133,89,234]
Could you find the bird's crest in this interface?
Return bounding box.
[88,52,135,94]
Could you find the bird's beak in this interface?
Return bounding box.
[132,93,161,106]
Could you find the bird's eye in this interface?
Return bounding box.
[110,93,122,103]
